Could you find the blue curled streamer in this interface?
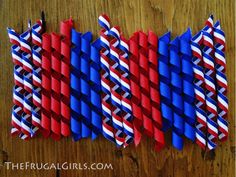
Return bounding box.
[158,32,172,131]
[170,37,184,150]
[71,28,82,141]
[81,32,92,138]
[90,39,102,140]
[180,28,196,141]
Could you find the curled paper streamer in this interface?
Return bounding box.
[71,28,82,141]
[139,31,153,137]
[191,32,207,149]
[80,32,92,138]
[170,37,184,150]
[41,33,52,138]
[119,36,134,147]
[213,21,228,141]
[129,32,142,146]
[202,16,218,150]
[109,26,124,146]
[8,27,29,138]
[51,32,62,140]
[180,28,195,142]
[90,39,102,140]
[32,21,43,133]
[148,31,164,151]
[60,19,73,136]
[159,32,172,131]
[98,14,115,143]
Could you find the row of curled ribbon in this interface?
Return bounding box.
[7,13,228,151]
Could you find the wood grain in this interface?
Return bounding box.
[0,0,235,177]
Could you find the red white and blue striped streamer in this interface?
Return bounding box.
[213,21,228,141]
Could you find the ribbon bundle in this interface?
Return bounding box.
[7,14,229,151]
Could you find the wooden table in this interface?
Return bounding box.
[0,0,235,177]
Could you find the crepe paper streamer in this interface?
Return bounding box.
[202,15,218,150]
[80,32,92,138]
[191,31,207,149]
[170,37,184,150]
[109,26,124,146]
[90,38,102,140]
[119,36,134,147]
[32,21,43,134]
[60,18,73,136]
[71,28,82,141]
[51,32,62,140]
[129,32,142,146]
[139,31,153,139]
[159,32,172,131]
[148,31,165,151]
[41,33,52,138]
[180,28,196,141]
[213,21,228,141]
[98,14,115,143]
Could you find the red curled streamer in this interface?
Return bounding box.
[41,33,51,137]
[129,32,142,145]
[51,32,61,140]
[139,31,153,137]
[148,31,165,150]
[60,19,73,136]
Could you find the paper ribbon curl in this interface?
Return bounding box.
[159,32,172,131]
[80,32,92,138]
[109,26,124,146]
[60,19,73,137]
[71,28,82,141]
[129,32,142,146]
[213,21,228,141]
[90,39,102,140]
[41,33,52,137]
[202,15,218,150]
[119,36,134,147]
[170,37,184,150]
[191,32,207,149]
[98,14,115,143]
[180,28,196,142]
[51,32,62,140]
[148,31,164,151]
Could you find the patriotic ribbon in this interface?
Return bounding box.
[60,19,73,137]
[98,14,115,143]
[80,32,92,138]
[119,36,134,147]
[41,33,51,137]
[51,32,61,140]
[71,28,82,141]
[90,39,102,140]
[159,32,172,131]
[180,28,195,141]
[32,20,43,135]
[148,31,164,151]
[129,32,142,146]
[191,31,207,149]
[109,26,124,146]
[213,21,228,141]
[202,15,218,150]
[170,37,184,150]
